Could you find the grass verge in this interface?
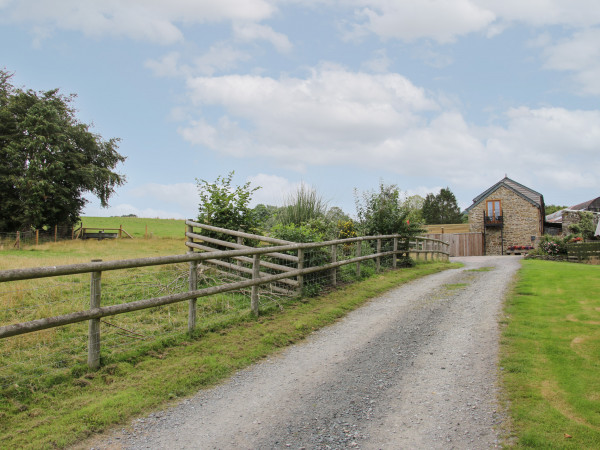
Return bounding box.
[500,259,600,448]
[1,261,458,449]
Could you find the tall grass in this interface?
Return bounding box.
[277,183,328,226]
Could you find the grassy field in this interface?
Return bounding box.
[501,259,600,448]
[79,216,187,239]
[0,240,457,449]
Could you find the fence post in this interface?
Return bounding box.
[88,259,102,370]
[119,225,123,239]
[376,239,381,273]
[331,244,337,286]
[392,237,398,268]
[54,225,58,243]
[237,232,244,268]
[356,241,361,278]
[35,229,39,246]
[187,224,197,333]
[297,249,304,296]
[15,231,21,250]
[251,254,260,316]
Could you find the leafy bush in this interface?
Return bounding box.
[568,211,596,240]
[271,223,330,295]
[354,181,424,237]
[196,171,260,244]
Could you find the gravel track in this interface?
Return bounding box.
[84,256,520,450]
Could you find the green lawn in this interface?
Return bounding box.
[501,260,600,448]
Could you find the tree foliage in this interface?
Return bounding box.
[354,182,421,236]
[545,204,568,215]
[196,171,260,238]
[422,187,462,224]
[0,70,125,231]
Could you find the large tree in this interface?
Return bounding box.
[0,70,125,232]
[422,187,463,224]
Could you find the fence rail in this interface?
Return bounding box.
[567,242,600,262]
[0,223,449,373]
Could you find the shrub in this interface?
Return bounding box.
[337,220,358,240]
[568,211,596,241]
[354,182,424,237]
[535,235,568,256]
[271,223,330,295]
[196,171,260,245]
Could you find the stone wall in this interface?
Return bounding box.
[468,185,542,255]
[562,210,600,235]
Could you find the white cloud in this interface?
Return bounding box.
[478,0,600,28]
[233,22,292,53]
[481,107,600,189]
[84,203,188,220]
[178,66,600,193]
[0,0,276,44]
[181,67,440,168]
[146,44,252,78]
[361,49,392,73]
[343,1,600,43]
[349,0,496,43]
[145,52,182,77]
[246,174,301,206]
[541,28,600,95]
[129,182,198,211]
[193,43,253,75]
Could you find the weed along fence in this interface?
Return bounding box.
[0,228,448,387]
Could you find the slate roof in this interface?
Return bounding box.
[570,197,600,211]
[465,176,544,212]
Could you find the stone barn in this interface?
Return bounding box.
[465,177,545,255]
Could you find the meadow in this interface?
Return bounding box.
[79,216,187,239]
[501,259,600,448]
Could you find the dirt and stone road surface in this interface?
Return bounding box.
[84,255,521,449]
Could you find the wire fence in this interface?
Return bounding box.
[0,226,76,250]
[0,224,448,397]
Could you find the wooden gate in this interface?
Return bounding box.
[425,232,484,257]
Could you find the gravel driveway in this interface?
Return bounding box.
[84,255,521,450]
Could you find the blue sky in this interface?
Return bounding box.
[2,0,599,219]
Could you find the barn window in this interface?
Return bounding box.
[486,200,502,219]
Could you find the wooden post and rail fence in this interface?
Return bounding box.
[0,221,449,370]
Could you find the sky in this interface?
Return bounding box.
[1,0,599,220]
